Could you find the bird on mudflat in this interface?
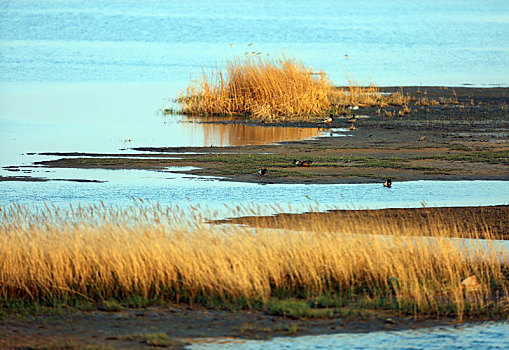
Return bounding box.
[257,168,267,177]
[384,179,392,188]
[293,159,313,167]
[323,115,333,126]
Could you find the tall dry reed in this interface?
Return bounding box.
[328,76,410,109]
[1,201,507,318]
[177,56,410,121]
[178,55,332,121]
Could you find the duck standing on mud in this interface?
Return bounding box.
[384,179,392,188]
[257,168,267,177]
[293,159,313,167]
[323,115,333,126]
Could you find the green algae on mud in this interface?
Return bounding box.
[29,147,507,184]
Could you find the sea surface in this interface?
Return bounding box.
[1,1,509,348]
[1,0,508,86]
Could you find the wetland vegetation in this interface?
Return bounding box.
[2,1,509,348]
[18,83,507,185]
[1,202,507,321]
[177,55,410,122]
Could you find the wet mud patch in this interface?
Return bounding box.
[0,305,471,350]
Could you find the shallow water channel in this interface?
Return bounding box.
[188,322,509,349]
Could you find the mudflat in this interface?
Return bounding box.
[212,205,509,240]
[1,87,508,349]
[0,305,473,349]
[15,86,507,185]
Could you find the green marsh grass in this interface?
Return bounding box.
[0,201,507,319]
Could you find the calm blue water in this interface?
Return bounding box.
[0,0,508,211]
[1,0,508,86]
[1,176,508,217]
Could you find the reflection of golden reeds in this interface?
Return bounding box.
[183,117,320,146]
[1,202,506,318]
[178,55,411,121]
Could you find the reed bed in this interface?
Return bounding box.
[177,56,410,121]
[1,201,507,319]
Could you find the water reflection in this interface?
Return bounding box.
[180,115,322,146]
[0,84,328,170]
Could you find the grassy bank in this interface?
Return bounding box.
[0,202,507,320]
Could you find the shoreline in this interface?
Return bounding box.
[2,86,506,185]
[1,86,508,349]
[1,203,507,349]
[0,304,499,349]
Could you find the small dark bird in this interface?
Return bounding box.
[257,168,267,177]
[384,179,392,188]
[293,159,313,167]
[349,116,356,123]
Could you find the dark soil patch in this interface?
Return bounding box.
[0,305,472,349]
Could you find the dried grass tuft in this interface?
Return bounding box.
[177,56,411,121]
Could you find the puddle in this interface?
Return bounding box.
[319,127,350,137]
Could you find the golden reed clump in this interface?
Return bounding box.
[0,201,507,319]
[177,55,410,122]
[177,55,332,121]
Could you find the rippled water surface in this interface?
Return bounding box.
[1,0,508,86]
[1,0,509,171]
[1,178,508,216]
[188,322,509,350]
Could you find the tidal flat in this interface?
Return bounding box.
[13,87,507,185]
